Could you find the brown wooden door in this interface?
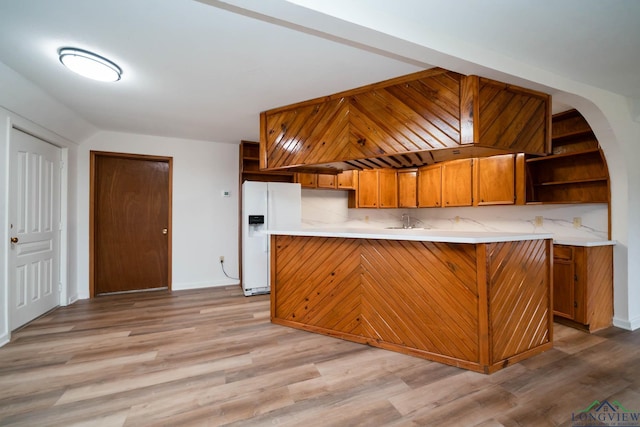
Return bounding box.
[92,152,172,295]
[316,174,337,189]
[378,169,398,208]
[398,169,417,208]
[442,159,473,207]
[357,170,379,208]
[337,170,357,189]
[552,245,575,319]
[296,173,317,188]
[418,164,442,207]
[474,154,515,206]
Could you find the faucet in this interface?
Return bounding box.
[402,213,412,229]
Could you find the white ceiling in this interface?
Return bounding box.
[0,0,638,144]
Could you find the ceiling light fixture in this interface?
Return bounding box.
[58,47,122,82]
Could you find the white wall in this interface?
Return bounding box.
[76,131,240,299]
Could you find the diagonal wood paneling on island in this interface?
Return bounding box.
[271,235,553,374]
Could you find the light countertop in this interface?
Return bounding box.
[266,227,553,244]
[553,237,616,247]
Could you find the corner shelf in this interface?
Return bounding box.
[526,110,610,204]
[240,141,295,184]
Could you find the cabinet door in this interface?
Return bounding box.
[378,169,398,208]
[317,174,337,189]
[296,173,317,188]
[398,169,417,208]
[337,170,357,190]
[442,159,473,207]
[357,170,379,208]
[474,154,515,205]
[553,245,575,319]
[418,164,442,207]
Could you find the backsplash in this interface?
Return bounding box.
[301,189,609,240]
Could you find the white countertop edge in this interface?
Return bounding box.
[553,238,617,247]
[266,228,554,244]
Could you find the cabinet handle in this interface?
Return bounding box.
[357,138,366,146]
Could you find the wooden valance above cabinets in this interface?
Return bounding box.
[259,67,551,173]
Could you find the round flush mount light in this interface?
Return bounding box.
[58,47,122,82]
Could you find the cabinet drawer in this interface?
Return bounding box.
[553,245,573,261]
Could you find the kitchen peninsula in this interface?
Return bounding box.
[268,228,553,374]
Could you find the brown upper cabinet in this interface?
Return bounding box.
[357,169,398,208]
[398,169,418,208]
[316,174,337,189]
[442,159,474,207]
[296,171,356,190]
[295,173,317,188]
[337,170,358,190]
[417,164,442,208]
[260,68,550,172]
[473,153,526,206]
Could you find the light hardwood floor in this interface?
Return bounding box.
[0,286,638,426]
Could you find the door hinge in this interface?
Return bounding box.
[58,282,62,293]
[60,160,64,170]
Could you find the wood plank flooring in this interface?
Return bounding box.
[1,286,639,426]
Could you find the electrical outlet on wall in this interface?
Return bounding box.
[219,256,224,263]
[573,217,582,228]
[534,216,543,227]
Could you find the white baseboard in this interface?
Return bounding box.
[613,315,640,331]
[0,334,10,348]
[172,279,240,291]
[71,281,241,301]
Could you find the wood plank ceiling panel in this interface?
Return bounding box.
[360,239,479,362]
[478,79,547,153]
[349,74,462,160]
[272,236,362,336]
[487,239,550,362]
[265,98,350,169]
[385,73,461,146]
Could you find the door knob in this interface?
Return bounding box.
[162,228,168,235]
[10,237,18,243]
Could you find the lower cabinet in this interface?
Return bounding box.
[553,244,613,332]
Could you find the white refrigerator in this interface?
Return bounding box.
[241,181,302,296]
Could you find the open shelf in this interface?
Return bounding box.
[534,177,608,186]
[240,140,295,184]
[526,147,601,163]
[526,110,609,204]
